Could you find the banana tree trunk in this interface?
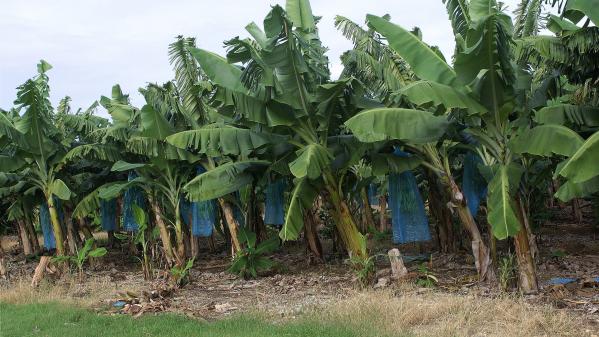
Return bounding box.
[572,199,583,223]
[427,176,455,253]
[447,178,495,282]
[107,198,121,248]
[304,208,324,263]
[77,218,94,241]
[515,195,539,293]
[379,195,387,232]
[218,198,242,255]
[17,219,34,255]
[360,188,376,233]
[64,206,81,255]
[324,173,367,259]
[148,196,178,266]
[518,196,539,262]
[25,217,41,254]
[247,180,267,242]
[190,237,200,258]
[174,203,186,261]
[488,221,497,268]
[46,196,66,256]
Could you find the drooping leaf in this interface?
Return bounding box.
[486,165,522,240]
[111,160,147,172]
[367,14,457,86]
[0,155,26,172]
[139,104,174,140]
[555,176,599,202]
[188,47,246,93]
[184,160,270,201]
[288,144,332,179]
[51,179,72,200]
[535,104,599,127]
[61,144,122,165]
[371,153,422,176]
[345,108,449,143]
[166,125,282,156]
[558,131,599,183]
[511,125,584,157]
[564,0,599,26]
[0,112,25,144]
[546,14,580,34]
[279,178,318,241]
[73,185,106,219]
[98,178,146,200]
[400,81,487,114]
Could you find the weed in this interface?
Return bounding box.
[52,238,107,281]
[349,254,376,287]
[415,263,437,288]
[228,228,279,279]
[170,258,195,287]
[499,253,516,291]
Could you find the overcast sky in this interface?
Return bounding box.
[1,0,523,117]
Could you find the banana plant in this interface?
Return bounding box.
[70,83,201,266]
[0,61,78,256]
[338,14,496,281]
[343,0,586,292]
[168,0,372,259]
[53,238,107,281]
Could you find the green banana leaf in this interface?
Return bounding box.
[289,143,332,179]
[511,125,584,157]
[535,104,599,127]
[486,164,522,240]
[400,81,487,114]
[111,160,147,172]
[555,176,599,202]
[286,0,316,31]
[345,108,449,143]
[279,178,318,240]
[166,125,281,156]
[558,131,599,183]
[184,160,270,201]
[367,14,457,87]
[189,47,246,93]
[140,104,175,140]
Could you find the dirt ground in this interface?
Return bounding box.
[1,203,598,336]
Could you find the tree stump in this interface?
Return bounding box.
[388,248,408,279]
[0,246,6,278]
[31,256,51,287]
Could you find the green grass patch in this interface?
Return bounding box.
[0,302,402,337]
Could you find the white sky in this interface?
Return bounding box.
[0,0,523,117]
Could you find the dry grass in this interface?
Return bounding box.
[2,273,597,337]
[305,288,598,337]
[0,275,142,307]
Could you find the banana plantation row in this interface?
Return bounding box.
[1,0,598,293]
